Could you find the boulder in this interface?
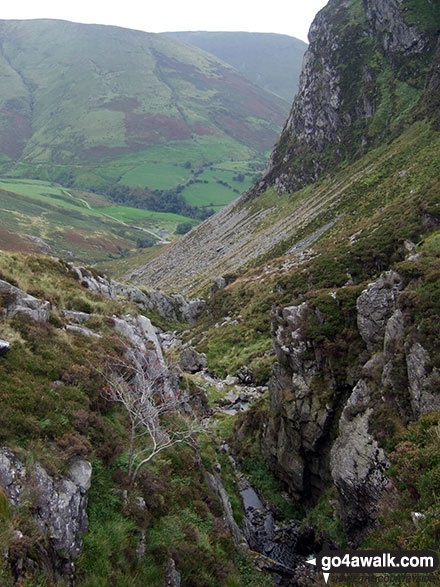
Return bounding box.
[0,279,50,322]
[179,347,207,373]
[61,309,91,323]
[65,324,101,338]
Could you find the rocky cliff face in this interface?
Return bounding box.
[0,450,91,583]
[258,0,435,194]
[263,266,440,545]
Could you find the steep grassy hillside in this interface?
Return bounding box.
[0,19,286,201]
[165,31,307,103]
[0,252,271,586]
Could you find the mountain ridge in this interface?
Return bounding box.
[164,31,307,103]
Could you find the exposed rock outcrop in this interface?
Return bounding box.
[259,0,432,195]
[0,279,50,321]
[264,301,336,499]
[262,268,440,544]
[330,380,390,544]
[406,342,440,418]
[70,265,205,325]
[356,271,402,350]
[0,449,91,583]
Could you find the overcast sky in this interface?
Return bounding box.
[1,0,329,43]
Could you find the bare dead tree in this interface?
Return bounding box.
[98,345,201,485]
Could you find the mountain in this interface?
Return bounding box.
[0,19,286,196]
[164,31,307,103]
[128,0,440,294]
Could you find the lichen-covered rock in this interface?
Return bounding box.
[330,380,390,545]
[0,448,91,582]
[264,302,334,498]
[356,271,403,350]
[405,342,440,418]
[0,279,50,322]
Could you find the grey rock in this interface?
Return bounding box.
[0,338,11,355]
[224,375,239,386]
[383,309,404,356]
[0,279,50,322]
[0,449,91,580]
[179,347,207,373]
[165,558,181,586]
[26,235,52,252]
[406,343,440,418]
[356,271,403,350]
[264,302,333,498]
[330,380,389,545]
[113,314,164,363]
[70,266,116,299]
[71,265,205,325]
[210,277,227,297]
[205,470,247,548]
[61,309,91,323]
[68,460,92,493]
[65,324,101,338]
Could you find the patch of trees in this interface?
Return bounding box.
[175,222,194,235]
[136,236,157,248]
[106,184,214,220]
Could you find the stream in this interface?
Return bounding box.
[160,332,319,584]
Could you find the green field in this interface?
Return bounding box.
[0,177,198,268]
[96,205,199,225]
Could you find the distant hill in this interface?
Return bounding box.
[0,19,287,197]
[165,31,307,103]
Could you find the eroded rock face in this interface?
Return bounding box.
[330,380,389,545]
[356,271,402,350]
[259,0,431,195]
[0,279,50,321]
[264,302,336,499]
[0,449,91,582]
[262,269,440,544]
[406,342,440,418]
[71,265,205,325]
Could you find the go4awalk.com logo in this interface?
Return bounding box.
[306,549,439,584]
